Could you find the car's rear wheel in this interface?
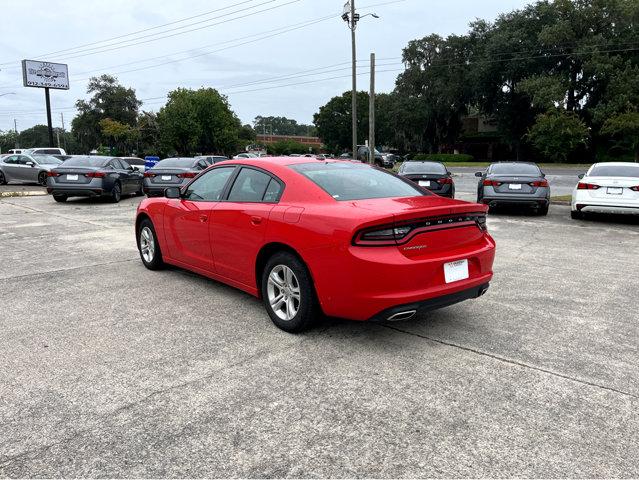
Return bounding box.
[135,183,144,196]
[137,219,164,270]
[53,194,67,203]
[538,204,549,216]
[571,210,583,220]
[261,252,319,333]
[110,182,122,203]
[38,172,48,186]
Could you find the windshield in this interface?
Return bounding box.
[155,158,196,168]
[490,163,541,176]
[32,155,62,165]
[62,156,110,167]
[402,161,446,174]
[291,162,425,201]
[589,164,639,178]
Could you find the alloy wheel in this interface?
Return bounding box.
[267,264,301,321]
[139,226,155,263]
[38,172,47,186]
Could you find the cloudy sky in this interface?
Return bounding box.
[0,0,531,133]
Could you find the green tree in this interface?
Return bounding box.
[0,130,18,153]
[527,110,589,162]
[157,87,242,156]
[601,112,639,162]
[254,116,316,136]
[313,91,370,153]
[267,140,310,155]
[71,74,142,153]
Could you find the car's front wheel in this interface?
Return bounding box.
[137,219,164,270]
[110,182,122,203]
[261,252,319,333]
[0,171,6,185]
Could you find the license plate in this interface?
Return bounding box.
[67,174,78,181]
[444,259,469,284]
[508,183,522,190]
[607,187,623,195]
[161,175,172,181]
[418,180,431,187]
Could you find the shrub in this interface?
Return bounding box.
[411,153,474,162]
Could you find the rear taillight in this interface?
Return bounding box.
[483,179,501,187]
[177,172,197,178]
[437,177,453,185]
[530,179,549,187]
[353,213,487,246]
[577,182,600,190]
[631,185,639,192]
[47,171,60,177]
[143,172,156,178]
[86,172,106,178]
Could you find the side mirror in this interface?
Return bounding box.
[129,165,136,171]
[164,187,181,199]
[25,161,35,167]
[475,171,483,177]
[578,173,585,179]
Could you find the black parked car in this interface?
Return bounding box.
[47,156,143,203]
[143,157,210,197]
[397,161,455,198]
[475,162,550,215]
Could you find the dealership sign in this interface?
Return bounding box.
[21,59,69,90]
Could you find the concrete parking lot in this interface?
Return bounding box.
[1,191,638,477]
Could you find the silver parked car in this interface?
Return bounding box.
[143,157,210,197]
[476,162,550,215]
[0,153,63,186]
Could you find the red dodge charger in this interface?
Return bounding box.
[135,157,495,332]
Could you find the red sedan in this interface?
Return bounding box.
[135,157,495,332]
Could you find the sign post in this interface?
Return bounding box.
[21,60,69,148]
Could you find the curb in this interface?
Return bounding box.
[0,191,48,198]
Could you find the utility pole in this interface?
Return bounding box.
[14,119,19,148]
[350,0,357,160]
[369,52,376,165]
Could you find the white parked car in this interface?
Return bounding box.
[571,162,639,219]
[24,147,67,156]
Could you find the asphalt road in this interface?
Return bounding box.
[1,194,638,477]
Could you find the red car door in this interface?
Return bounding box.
[210,167,283,286]
[163,166,236,270]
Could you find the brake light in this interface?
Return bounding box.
[143,172,156,178]
[177,172,197,178]
[437,177,453,185]
[47,171,60,177]
[631,185,639,192]
[530,179,549,187]
[577,182,600,190]
[483,179,502,187]
[85,172,106,178]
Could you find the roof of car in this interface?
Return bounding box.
[591,162,639,167]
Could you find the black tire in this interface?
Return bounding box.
[261,251,320,333]
[538,204,549,216]
[135,182,144,196]
[136,218,164,270]
[0,171,6,185]
[38,171,48,186]
[53,194,67,203]
[110,182,122,203]
[571,210,583,220]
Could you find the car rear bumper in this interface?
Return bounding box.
[144,186,174,197]
[576,204,639,215]
[47,187,104,197]
[481,195,549,207]
[369,282,490,322]
[308,234,495,321]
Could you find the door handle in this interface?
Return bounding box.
[199,215,208,223]
[250,216,262,225]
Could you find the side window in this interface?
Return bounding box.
[5,155,18,164]
[227,168,273,203]
[196,160,208,170]
[111,159,124,169]
[119,159,131,169]
[263,178,283,203]
[18,156,31,165]
[184,166,235,201]
[104,161,117,170]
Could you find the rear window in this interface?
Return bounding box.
[402,161,446,174]
[155,158,196,168]
[62,156,110,167]
[33,155,62,165]
[589,165,639,178]
[291,162,424,201]
[124,157,145,166]
[490,163,541,176]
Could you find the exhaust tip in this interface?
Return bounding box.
[387,310,417,322]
